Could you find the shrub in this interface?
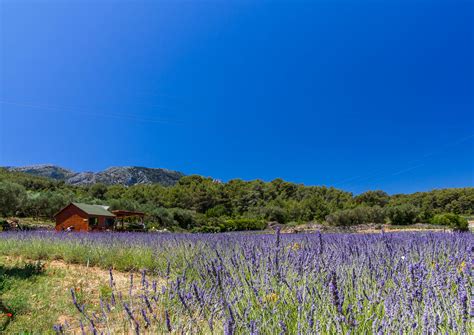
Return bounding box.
[192,217,265,233]
[366,206,386,224]
[0,219,7,231]
[170,208,196,230]
[148,207,176,227]
[193,217,226,233]
[326,206,387,226]
[385,204,420,225]
[262,206,288,224]
[0,181,27,217]
[108,198,139,211]
[222,218,266,231]
[191,225,221,233]
[24,191,70,219]
[205,205,229,218]
[88,183,108,200]
[430,213,468,231]
[326,207,370,226]
[354,190,390,207]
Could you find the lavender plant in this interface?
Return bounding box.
[0,231,472,334]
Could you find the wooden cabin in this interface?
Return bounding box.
[54,203,147,232]
[54,202,116,232]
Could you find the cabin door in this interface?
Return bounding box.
[88,217,98,229]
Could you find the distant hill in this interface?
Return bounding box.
[4,164,184,186]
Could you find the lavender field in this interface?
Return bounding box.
[1,231,473,334]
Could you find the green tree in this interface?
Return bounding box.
[108,198,139,211]
[325,207,372,226]
[385,204,420,225]
[171,208,196,229]
[354,190,390,207]
[0,181,27,217]
[262,205,288,223]
[430,213,468,231]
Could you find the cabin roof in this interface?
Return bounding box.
[71,202,116,217]
[111,209,145,218]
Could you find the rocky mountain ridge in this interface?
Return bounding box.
[4,164,184,186]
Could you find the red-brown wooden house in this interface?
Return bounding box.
[54,202,116,232]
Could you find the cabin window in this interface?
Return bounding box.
[88,217,98,227]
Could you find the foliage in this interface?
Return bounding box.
[389,188,474,220]
[261,205,288,223]
[325,206,385,226]
[1,169,473,229]
[88,183,108,200]
[354,190,390,207]
[205,204,229,218]
[23,191,71,218]
[108,198,139,211]
[385,204,420,225]
[430,213,469,231]
[0,181,27,217]
[222,218,266,231]
[192,218,265,233]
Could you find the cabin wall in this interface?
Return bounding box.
[90,216,107,231]
[55,205,89,232]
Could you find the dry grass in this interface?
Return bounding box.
[0,256,134,334]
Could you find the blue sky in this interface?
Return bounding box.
[0,0,473,194]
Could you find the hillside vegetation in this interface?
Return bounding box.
[0,169,472,232]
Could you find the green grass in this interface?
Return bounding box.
[0,256,126,334]
[0,235,198,275]
[0,258,68,334]
[18,218,55,227]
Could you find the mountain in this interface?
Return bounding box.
[4,164,184,186]
[4,164,76,180]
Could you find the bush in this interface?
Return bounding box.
[89,183,108,200]
[430,213,468,231]
[0,181,27,217]
[366,206,386,224]
[24,191,70,219]
[191,225,221,233]
[0,219,7,231]
[192,217,225,233]
[222,218,266,231]
[385,204,420,225]
[148,207,176,227]
[205,205,229,218]
[326,207,370,226]
[108,198,139,211]
[354,190,390,207]
[262,206,288,224]
[192,217,265,233]
[170,208,196,230]
[325,206,387,226]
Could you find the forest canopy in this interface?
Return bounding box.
[0,169,472,231]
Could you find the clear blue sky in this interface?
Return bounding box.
[0,0,473,194]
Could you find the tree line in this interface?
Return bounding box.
[0,169,472,231]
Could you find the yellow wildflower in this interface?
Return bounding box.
[291,242,301,251]
[263,292,279,304]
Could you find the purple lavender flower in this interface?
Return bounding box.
[165,310,172,332]
[329,271,343,315]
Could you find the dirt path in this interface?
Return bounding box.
[0,256,136,333]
